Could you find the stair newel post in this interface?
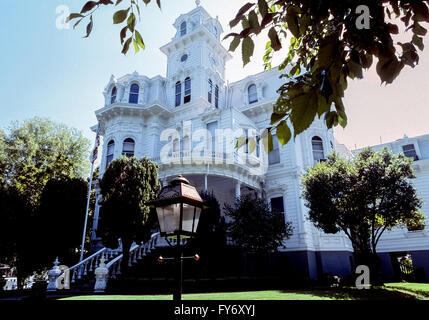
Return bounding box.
[94,254,108,293]
[47,257,62,292]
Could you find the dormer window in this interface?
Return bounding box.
[184,77,191,103]
[402,144,419,161]
[180,21,187,36]
[129,84,139,104]
[111,87,117,104]
[248,84,258,104]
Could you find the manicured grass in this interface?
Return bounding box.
[384,282,429,297]
[59,287,420,301]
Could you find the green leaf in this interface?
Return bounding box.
[127,12,136,32]
[270,112,284,125]
[248,137,256,153]
[229,3,255,28]
[156,0,161,9]
[268,27,281,51]
[83,15,93,38]
[258,0,269,17]
[289,88,318,137]
[412,34,424,51]
[135,30,145,49]
[413,21,427,36]
[242,36,255,66]
[81,1,98,14]
[66,13,84,23]
[122,37,132,55]
[113,8,129,24]
[229,36,240,52]
[120,26,128,44]
[347,60,363,79]
[285,9,300,38]
[133,38,140,53]
[276,120,291,145]
[248,10,260,33]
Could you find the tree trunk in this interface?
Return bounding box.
[120,237,132,276]
[353,251,383,286]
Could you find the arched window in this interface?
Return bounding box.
[180,21,187,36]
[129,84,139,104]
[208,79,213,103]
[184,77,191,103]
[312,136,325,162]
[215,85,219,108]
[106,140,115,167]
[175,81,182,107]
[173,138,180,153]
[122,138,135,157]
[111,87,117,104]
[248,84,258,104]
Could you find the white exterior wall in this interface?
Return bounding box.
[91,5,352,255]
[354,134,429,253]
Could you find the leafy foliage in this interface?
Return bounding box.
[37,176,89,266]
[0,117,90,206]
[98,156,160,271]
[224,193,293,252]
[67,0,160,55]
[0,185,37,288]
[225,0,429,148]
[68,1,428,150]
[301,148,424,257]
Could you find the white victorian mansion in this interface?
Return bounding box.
[87,4,429,281]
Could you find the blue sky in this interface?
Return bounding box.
[0,0,428,151]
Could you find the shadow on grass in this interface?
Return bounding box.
[280,287,418,300]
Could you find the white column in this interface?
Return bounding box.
[204,174,208,192]
[235,180,241,199]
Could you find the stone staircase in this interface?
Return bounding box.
[47,233,162,293]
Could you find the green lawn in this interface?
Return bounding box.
[59,286,424,301]
[384,282,429,298]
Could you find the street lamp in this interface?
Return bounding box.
[148,175,203,301]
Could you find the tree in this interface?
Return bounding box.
[224,193,293,252]
[37,176,89,266]
[0,185,35,289]
[1,117,90,206]
[98,156,160,272]
[187,191,227,277]
[67,1,429,150]
[301,148,424,280]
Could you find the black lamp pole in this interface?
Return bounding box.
[174,203,184,301]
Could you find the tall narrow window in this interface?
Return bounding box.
[180,21,187,36]
[256,135,261,158]
[215,85,219,108]
[312,136,325,162]
[207,121,218,157]
[248,84,258,104]
[106,140,115,167]
[271,197,284,213]
[175,81,182,107]
[129,84,139,104]
[184,77,191,103]
[402,144,418,161]
[111,87,117,104]
[268,134,280,165]
[122,138,135,157]
[208,79,213,103]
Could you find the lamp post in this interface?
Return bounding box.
[148,175,203,301]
